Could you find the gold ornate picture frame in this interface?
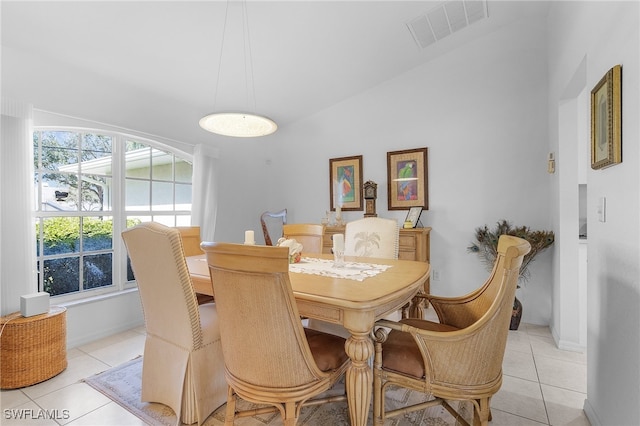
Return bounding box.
[591,65,622,170]
[329,155,363,211]
[387,147,428,210]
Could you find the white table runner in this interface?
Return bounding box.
[289,257,391,281]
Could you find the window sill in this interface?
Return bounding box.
[57,288,139,309]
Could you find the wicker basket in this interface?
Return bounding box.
[1,306,67,389]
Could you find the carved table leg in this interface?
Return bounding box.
[405,293,427,319]
[344,331,374,426]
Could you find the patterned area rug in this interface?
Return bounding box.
[84,357,472,425]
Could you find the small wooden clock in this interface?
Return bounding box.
[363,180,378,218]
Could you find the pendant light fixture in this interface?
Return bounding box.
[199,0,277,137]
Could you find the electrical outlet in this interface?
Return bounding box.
[432,269,440,281]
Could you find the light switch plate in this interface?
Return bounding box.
[598,197,606,222]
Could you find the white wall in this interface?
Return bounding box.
[209,137,282,244]
[64,290,144,348]
[1,100,37,317]
[547,2,640,425]
[263,15,553,324]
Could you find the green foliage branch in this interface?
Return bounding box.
[37,217,141,250]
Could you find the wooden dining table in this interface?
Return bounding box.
[186,252,430,426]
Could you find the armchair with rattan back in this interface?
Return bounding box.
[372,235,531,426]
[201,242,350,425]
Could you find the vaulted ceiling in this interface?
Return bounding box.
[1,1,550,145]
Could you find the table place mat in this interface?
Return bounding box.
[289,257,391,281]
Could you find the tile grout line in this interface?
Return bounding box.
[528,326,552,426]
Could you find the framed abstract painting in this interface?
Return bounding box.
[387,147,428,210]
[329,155,363,211]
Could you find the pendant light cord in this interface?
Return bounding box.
[212,0,230,112]
[213,0,258,115]
[242,0,258,114]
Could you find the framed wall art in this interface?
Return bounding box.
[591,64,622,170]
[404,206,423,228]
[387,147,428,210]
[329,155,363,211]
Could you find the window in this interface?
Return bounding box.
[34,129,192,300]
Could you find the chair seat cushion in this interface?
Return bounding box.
[382,318,458,378]
[304,328,349,372]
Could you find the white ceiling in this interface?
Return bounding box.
[1,1,550,145]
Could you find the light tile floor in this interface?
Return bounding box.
[1,321,590,425]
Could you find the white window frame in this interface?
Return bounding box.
[34,126,193,304]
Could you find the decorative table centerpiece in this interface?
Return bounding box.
[276,238,303,263]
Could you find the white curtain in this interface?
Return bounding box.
[1,98,37,316]
[191,144,219,242]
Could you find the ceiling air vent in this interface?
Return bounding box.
[407,0,488,49]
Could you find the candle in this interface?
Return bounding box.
[332,233,344,252]
[336,206,341,220]
[244,230,255,245]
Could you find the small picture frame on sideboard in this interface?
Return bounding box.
[404,207,423,228]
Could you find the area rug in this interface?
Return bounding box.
[84,357,471,425]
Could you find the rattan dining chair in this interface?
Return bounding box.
[282,223,324,254]
[260,209,287,245]
[122,222,227,425]
[176,226,213,304]
[372,235,531,426]
[201,242,350,426]
[176,226,204,256]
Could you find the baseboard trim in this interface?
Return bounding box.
[583,398,601,426]
[550,324,586,353]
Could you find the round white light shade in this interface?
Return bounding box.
[199,112,277,137]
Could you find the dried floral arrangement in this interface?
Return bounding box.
[467,219,555,285]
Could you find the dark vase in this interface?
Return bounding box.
[510,296,523,330]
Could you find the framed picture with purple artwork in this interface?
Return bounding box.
[387,147,428,210]
[329,155,363,211]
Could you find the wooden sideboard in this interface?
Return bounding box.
[322,225,431,317]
